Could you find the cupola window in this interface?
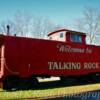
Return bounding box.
[70,34,82,43]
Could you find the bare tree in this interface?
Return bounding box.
[0,11,61,39]
[0,21,7,34]
[12,11,33,37]
[74,7,100,44]
[31,16,62,38]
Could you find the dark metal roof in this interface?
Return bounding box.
[48,29,86,36]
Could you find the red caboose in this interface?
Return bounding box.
[0,28,100,90]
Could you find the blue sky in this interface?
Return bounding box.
[0,0,100,27]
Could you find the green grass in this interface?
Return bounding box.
[0,83,100,99]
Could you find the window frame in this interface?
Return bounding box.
[70,34,82,43]
[60,33,63,38]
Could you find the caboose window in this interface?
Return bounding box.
[49,37,52,40]
[60,33,63,38]
[70,34,82,43]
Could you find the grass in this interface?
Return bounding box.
[0,83,100,99]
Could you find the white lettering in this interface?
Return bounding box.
[84,63,99,69]
[57,44,92,54]
[48,62,99,70]
[48,62,81,70]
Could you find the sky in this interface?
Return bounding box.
[0,0,100,28]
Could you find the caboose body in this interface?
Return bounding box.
[0,29,100,90]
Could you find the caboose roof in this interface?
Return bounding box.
[48,29,86,36]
